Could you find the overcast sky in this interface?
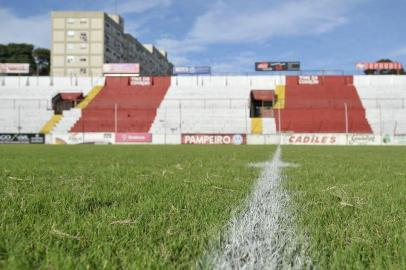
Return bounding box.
[0,0,405,72]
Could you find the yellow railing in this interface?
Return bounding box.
[76,86,103,109]
[40,115,62,134]
[251,118,263,134]
[273,85,285,109]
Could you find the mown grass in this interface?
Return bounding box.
[0,145,275,269]
[283,146,406,270]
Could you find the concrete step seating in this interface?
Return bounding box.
[354,76,406,135]
[0,76,104,134]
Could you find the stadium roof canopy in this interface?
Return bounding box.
[251,90,274,101]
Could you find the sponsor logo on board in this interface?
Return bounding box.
[130,76,152,86]
[116,133,152,143]
[0,133,44,144]
[286,135,337,145]
[182,134,246,145]
[348,134,376,145]
[0,63,30,74]
[299,76,319,85]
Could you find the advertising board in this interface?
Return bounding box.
[103,64,140,74]
[130,76,152,86]
[0,64,30,74]
[283,134,342,145]
[347,134,378,145]
[0,133,44,144]
[173,66,211,75]
[356,62,403,71]
[299,76,319,85]
[116,133,152,143]
[54,133,114,145]
[255,62,300,71]
[182,134,246,145]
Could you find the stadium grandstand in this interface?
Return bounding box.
[1,71,406,145]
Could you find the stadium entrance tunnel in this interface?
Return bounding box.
[52,92,84,114]
[250,90,275,118]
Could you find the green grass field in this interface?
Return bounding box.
[1,145,405,269]
[0,145,274,269]
[283,146,406,270]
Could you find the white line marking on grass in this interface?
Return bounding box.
[208,146,310,269]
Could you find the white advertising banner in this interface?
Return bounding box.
[52,133,115,145]
[347,134,380,145]
[282,134,346,145]
[282,133,386,146]
[298,76,319,85]
[103,64,140,74]
[247,135,281,145]
[0,63,30,74]
[130,76,152,86]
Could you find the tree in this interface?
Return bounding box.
[33,48,50,76]
[364,59,405,75]
[7,43,35,65]
[0,44,10,63]
[0,43,51,75]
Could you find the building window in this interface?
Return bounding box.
[80,68,87,74]
[67,18,75,24]
[67,44,74,50]
[80,18,88,24]
[67,31,75,37]
[105,22,110,28]
[67,56,75,63]
[79,57,87,62]
[80,43,87,49]
[80,32,88,42]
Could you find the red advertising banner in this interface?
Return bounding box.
[356,62,403,71]
[182,134,246,145]
[115,133,152,143]
[103,63,140,74]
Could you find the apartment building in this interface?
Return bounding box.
[51,11,173,77]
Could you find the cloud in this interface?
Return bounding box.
[104,0,172,14]
[210,51,259,73]
[390,46,406,57]
[157,38,205,54]
[188,0,351,45]
[0,8,50,48]
[157,0,362,68]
